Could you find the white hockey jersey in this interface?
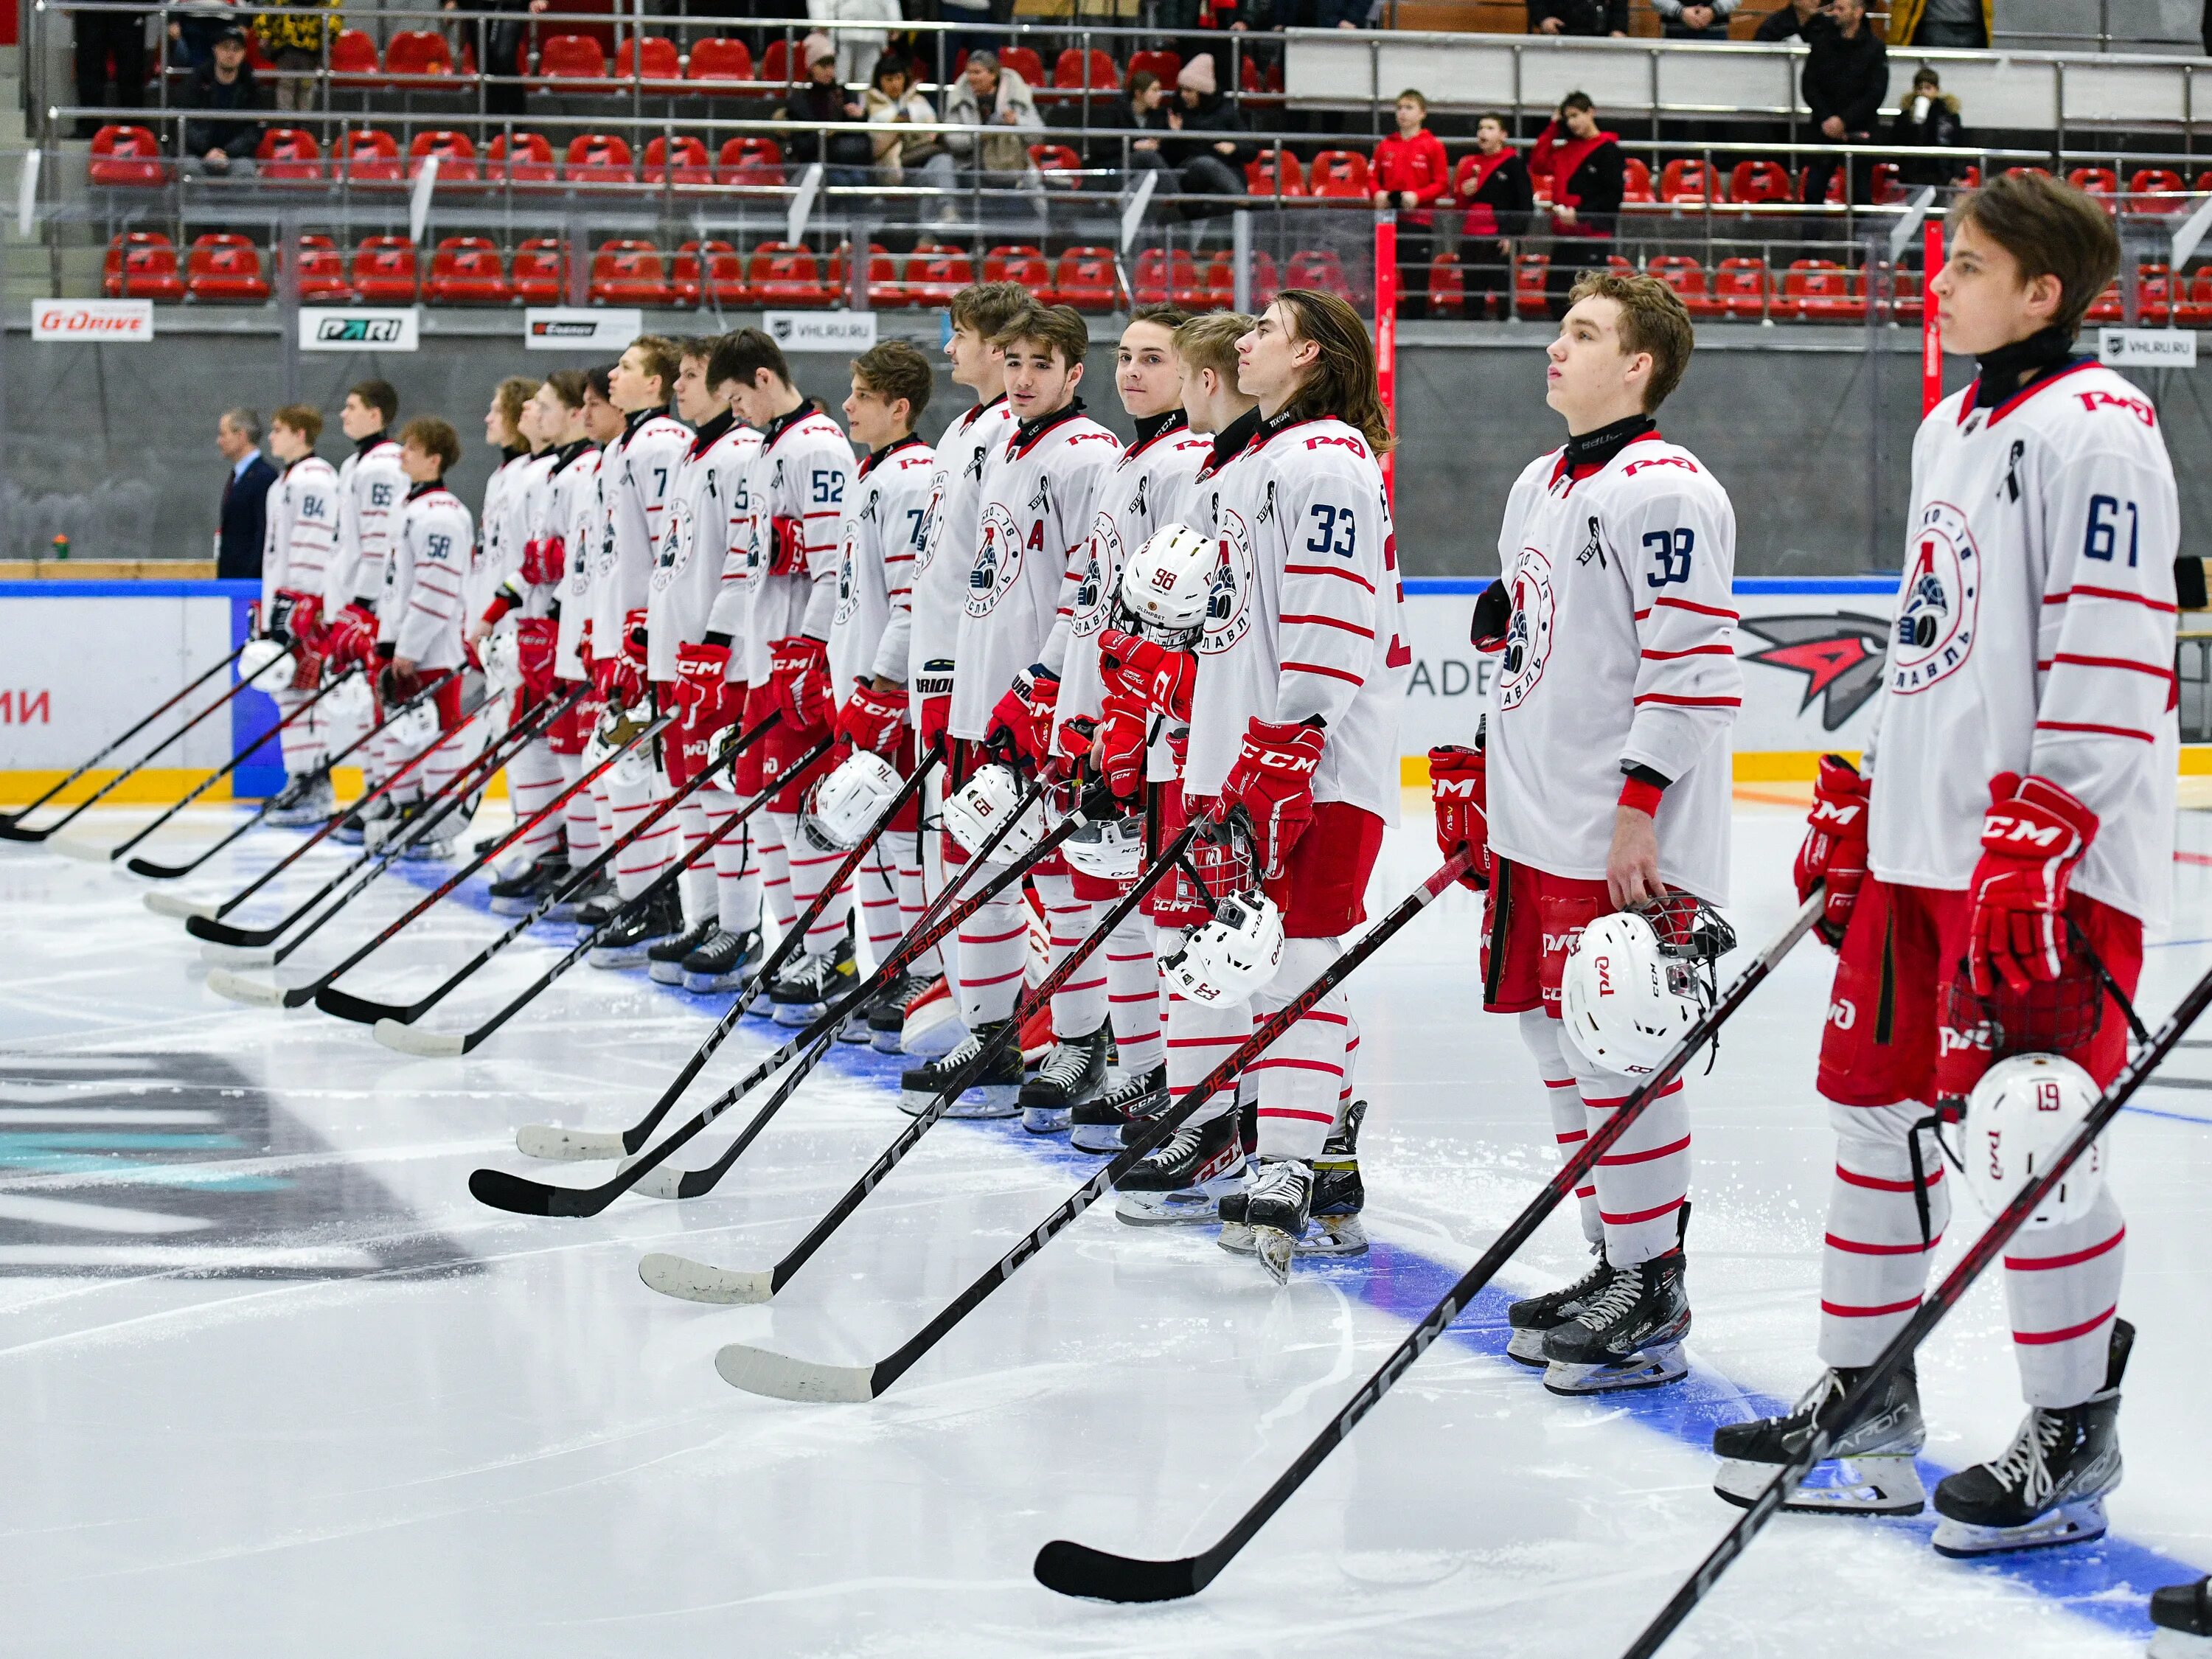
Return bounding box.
[327,435,406,610]
[495,445,568,623]
[830,434,939,698]
[647,413,762,681]
[735,404,856,684]
[949,403,1122,741]
[1865,359,2180,926]
[897,393,1014,702]
[1184,414,1410,824]
[468,448,526,621]
[590,408,693,650]
[552,445,607,681]
[1052,412,1213,747]
[381,481,475,672]
[260,454,341,612]
[1486,428,1741,902]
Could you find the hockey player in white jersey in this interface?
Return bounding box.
[1712,172,2177,1558]
[376,417,477,859]
[320,379,408,844]
[257,403,343,827]
[1032,305,1212,1138]
[586,338,695,967]
[824,341,942,1034]
[1435,271,1739,1386]
[639,336,765,990]
[544,369,625,924]
[721,327,861,1022]
[470,377,538,625]
[900,302,1121,1118]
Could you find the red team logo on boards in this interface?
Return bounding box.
[1200,511,1256,655]
[967,503,1025,619]
[1890,500,1980,694]
[1496,547,1557,712]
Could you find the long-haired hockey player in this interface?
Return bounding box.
[257,403,342,827]
[1709,171,2177,1559]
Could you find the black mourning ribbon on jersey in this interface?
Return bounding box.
[1972,324,2079,408]
[1563,412,1657,475]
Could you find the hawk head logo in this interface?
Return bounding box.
[1737,612,1890,731]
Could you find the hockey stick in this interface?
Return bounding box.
[477,804,1083,1213]
[709,846,1468,1399]
[0,644,297,844]
[0,639,254,832]
[323,715,802,1027]
[197,700,594,1001]
[1031,881,1815,1601]
[48,660,355,863]
[129,668,469,886]
[512,740,948,1161]
[164,675,520,933]
[367,725,813,1054]
[1615,942,2207,1659]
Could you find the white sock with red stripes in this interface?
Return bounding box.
[505,738,564,863]
[1105,911,1163,1077]
[1818,1098,1950,1370]
[1332,1010,1360,1132]
[674,796,717,924]
[591,773,615,853]
[1164,966,1248,1128]
[420,717,476,809]
[956,886,1029,1027]
[697,782,760,933]
[1247,936,1350,1163]
[1520,1009,1604,1246]
[754,807,796,937]
[1574,1057,1690,1270]
[893,849,939,977]
[922,830,958,988]
[1032,872,1107,1040]
[2005,1185,2125,1407]
[275,686,326,777]
[771,813,852,953]
[857,845,905,970]
[604,764,675,902]
[557,752,600,863]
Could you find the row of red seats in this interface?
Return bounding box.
[89,124,790,188]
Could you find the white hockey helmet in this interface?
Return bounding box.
[239,635,293,685]
[1560,910,1714,1076]
[385,692,441,754]
[321,668,373,729]
[479,626,524,696]
[1062,807,1146,883]
[1961,1053,2107,1229]
[1118,524,1217,645]
[941,761,1048,864]
[1161,888,1284,1006]
[801,749,902,852]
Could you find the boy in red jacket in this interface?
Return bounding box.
[1371,88,1448,319]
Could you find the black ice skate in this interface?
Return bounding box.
[1018,1024,1108,1135]
[587,885,683,969]
[330,793,393,846]
[546,869,613,925]
[863,970,934,1054]
[646,917,720,985]
[263,771,335,828]
[681,926,762,995]
[770,928,858,1028]
[1711,1363,1927,1515]
[899,1022,1023,1117]
[488,854,571,917]
[1113,1109,1248,1226]
[1931,1318,2132,1558]
[1540,1206,1691,1395]
[1220,1099,1368,1259]
[2150,1576,2212,1659]
[1506,1242,1612,1367]
[1070,1063,1169,1153]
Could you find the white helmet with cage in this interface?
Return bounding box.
[479,626,524,695]
[1062,807,1146,884]
[321,667,373,729]
[801,749,902,852]
[941,761,1050,864]
[1961,1052,2107,1229]
[239,635,293,685]
[1118,523,1217,645]
[1161,888,1284,1006]
[1560,909,1715,1076]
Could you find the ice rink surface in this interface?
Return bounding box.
[2,789,2208,1658]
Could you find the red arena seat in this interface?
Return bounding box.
[331,128,403,185]
[255,126,321,181]
[186,233,271,302]
[1714,255,1772,318]
[384,29,454,82]
[2174,267,2212,326]
[759,38,792,85]
[1134,247,1205,309]
[2135,262,2172,324]
[1051,47,1119,94]
[747,241,829,305]
[511,237,568,302]
[998,46,1046,88]
[2129,168,2188,208]
[1621,156,1654,205]
[289,234,351,301]
[1659,158,1712,204]
[537,33,610,81]
[1426,248,1464,319]
[857,243,908,308]
[616,35,682,83]
[103,231,186,301]
[1648,253,1718,317]
[487,131,558,185]
[2067,166,2120,198]
[1127,49,1179,88]
[1514,252,1548,319]
[565,133,636,183]
[425,237,512,304]
[984,243,1051,288]
[1728,160,1792,205]
[1029,142,1083,183]
[352,235,420,302]
[328,29,379,83]
[1782,258,1865,322]
[1053,246,1119,312]
[1246,150,1306,198]
[641,136,713,187]
[1287,246,1354,302]
[672,239,748,306]
[902,243,974,305]
[589,239,672,305]
[1307,150,1370,200]
[686,37,753,85]
[717,135,785,186]
[408,130,480,184]
[88,124,168,187]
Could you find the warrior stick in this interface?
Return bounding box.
[0,638,251,832]
[365,723,810,1052]
[130,668,468,885]
[1617,938,2208,1659]
[1032,882,1815,1603]
[0,644,296,844]
[49,662,358,863]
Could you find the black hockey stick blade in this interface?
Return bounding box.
[0,816,54,843]
[1033,1541,1207,1605]
[467,1161,619,1220]
[315,984,417,1025]
[188,906,303,949]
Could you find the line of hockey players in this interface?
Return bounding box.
[236,167,2209,1638]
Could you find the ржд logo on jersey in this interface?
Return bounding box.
[967,503,1024,618]
[1200,512,1256,655]
[1496,546,1557,711]
[1891,501,1980,694]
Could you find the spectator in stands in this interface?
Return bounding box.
[215,408,276,582]
[944,49,1043,191]
[1092,69,1175,179]
[1164,55,1251,214]
[780,32,874,184]
[1529,0,1627,38]
[935,0,999,74]
[812,0,902,87]
[1891,65,1965,187]
[166,1,237,78]
[1372,90,1448,320]
[1531,92,1624,319]
[1800,0,1887,209]
[252,0,337,114]
[181,26,263,175]
[444,0,529,122]
[1753,0,1820,38]
[1214,0,1285,86]
[1652,0,1736,38]
[867,52,957,199]
[72,0,150,137]
[1889,0,1989,49]
[1458,113,1534,321]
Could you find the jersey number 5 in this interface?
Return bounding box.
[1644,527,1694,588]
[1305,502,1356,558]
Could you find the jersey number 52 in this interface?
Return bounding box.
[1643,527,1694,588]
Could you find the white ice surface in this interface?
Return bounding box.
[0,796,2208,1658]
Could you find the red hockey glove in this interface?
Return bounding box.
[320,602,379,670]
[769,515,805,576]
[1968,773,2100,996]
[1221,717,1325,881]
[674,640,732,723]
[769,635,832,729]
[620,607,650,669]
[1795,753,1871,947]
[835,681,908,757]
[515,616,560,702]
[575,616,595,678]
[1470,578,1511,653]
[520,533,566,588]
[1095,692,1149,800]
[1098,627,1197,722]
[271,588,323,652]
[988,664,1060,768]
[1427,744,1489,891]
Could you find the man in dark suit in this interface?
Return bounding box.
[215,407,276,580]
